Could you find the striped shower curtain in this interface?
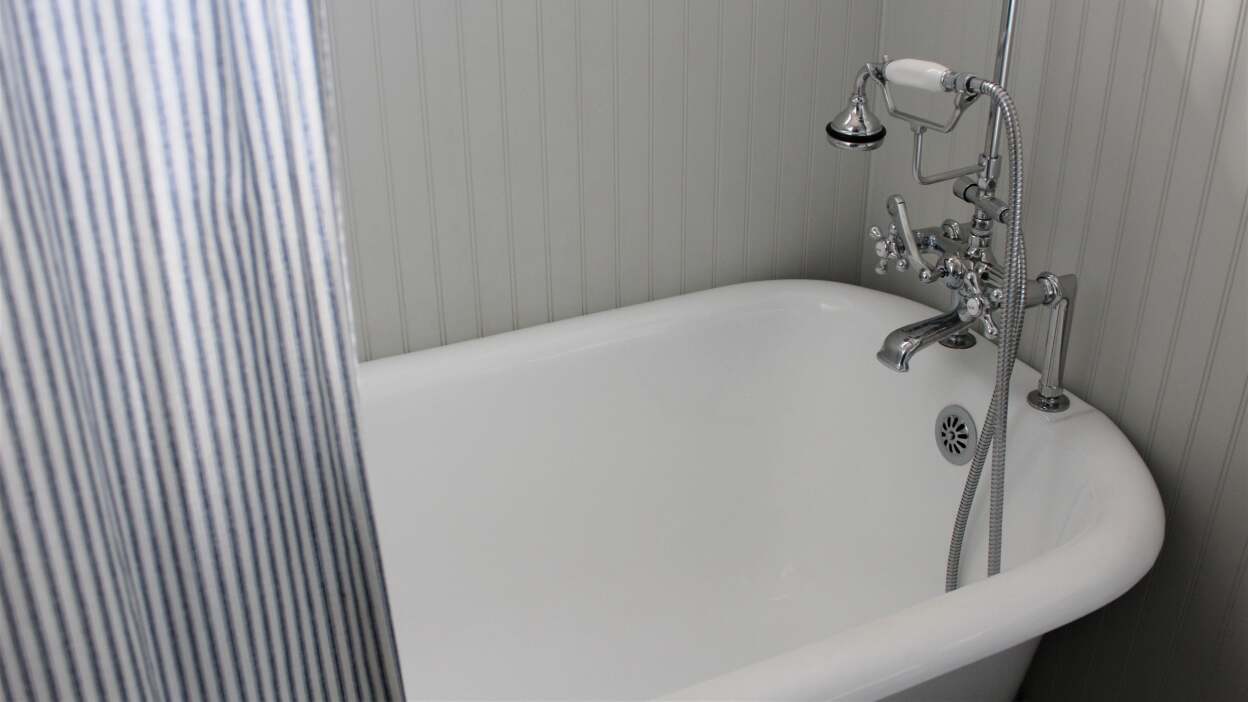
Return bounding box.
[0,0,404,700]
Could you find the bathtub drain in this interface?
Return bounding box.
[935,405,976,466]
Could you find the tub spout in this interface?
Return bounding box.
[877,308,977,372]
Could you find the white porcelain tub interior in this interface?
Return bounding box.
[359,281,1163,700]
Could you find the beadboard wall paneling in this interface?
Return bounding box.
[866,1,1248,700]
[326,0,883,360]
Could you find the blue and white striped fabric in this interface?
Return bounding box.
[0,0,404,699]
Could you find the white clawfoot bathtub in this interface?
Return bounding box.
[359,281,1163,701]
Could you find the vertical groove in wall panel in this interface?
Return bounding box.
[328,0,405,357]
[767,2,790,277]
[573,1,588,314]
[711,0,754,288]
[497,0,549,329]
[773,1,817,279]
[496,0,520,330]
[647,0,655,298]
[649,0,686,298]
[324,5,371,359]
[456,0,509,338]
[371,0,412,353]
[536,0,555,322]
[575,0,617,314]
[680,0,689,292]
[410,0,449,347]
[612,0,622,307]
[682,0,719,294]
[806,0,850,282]
[709,0,725,287]
[798,1,822,277]
[741,1,758,281]
[416,0,484,343]
[743,4,786,281]
[378,0,444,351]
[538,0,583,321]
[614,0,650,307]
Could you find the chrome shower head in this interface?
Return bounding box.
[825,94,886,151]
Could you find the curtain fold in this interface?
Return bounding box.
[0,0,404,699]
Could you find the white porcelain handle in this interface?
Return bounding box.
[883,59,951,93]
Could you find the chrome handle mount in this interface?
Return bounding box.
[869,225,908,275]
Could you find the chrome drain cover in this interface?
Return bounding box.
[936,405,976,465]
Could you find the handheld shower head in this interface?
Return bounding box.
[825,58,968,152]
[825,94,886,151]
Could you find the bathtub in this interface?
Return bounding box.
[359,280,1163,701]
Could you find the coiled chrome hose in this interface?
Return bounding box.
[945,80,1027,592]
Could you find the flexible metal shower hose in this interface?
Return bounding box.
[945,80,1027,592]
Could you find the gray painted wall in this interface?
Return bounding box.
[326,0,1247,699]
[325,0,881,360]
[867,1,1248,700]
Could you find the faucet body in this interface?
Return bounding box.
[829,43,1076,411]
[870,185,1077,412]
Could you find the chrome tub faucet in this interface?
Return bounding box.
[826,49,1077,413]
